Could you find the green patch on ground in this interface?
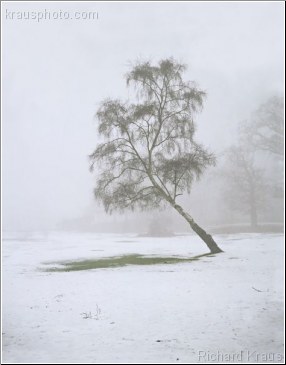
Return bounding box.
[42,253,214,272]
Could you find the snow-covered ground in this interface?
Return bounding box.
[2,232,284,363]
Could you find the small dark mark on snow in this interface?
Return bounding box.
[156,339,176,343]
[252,286,263,292]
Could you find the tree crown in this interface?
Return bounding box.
[90,58,215,212]
[241,96,284,157]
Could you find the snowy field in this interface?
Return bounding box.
[2,232,284,363]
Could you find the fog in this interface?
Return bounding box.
[2,1,284,232]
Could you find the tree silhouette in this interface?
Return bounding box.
[90,59,223,253]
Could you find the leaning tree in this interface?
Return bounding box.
[89,59,223,254]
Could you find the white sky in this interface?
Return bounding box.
[2,1,284,231]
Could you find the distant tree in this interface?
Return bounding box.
[238,96,284,221]
[89,59,223,253]
[222,145,267,229]
[242,96,284,157]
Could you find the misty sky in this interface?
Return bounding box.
[2,1,284,231]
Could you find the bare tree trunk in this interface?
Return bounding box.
[250,189,258,229]
[146,174,223,253]
[250,204,258,229]
[172,203,223,254]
